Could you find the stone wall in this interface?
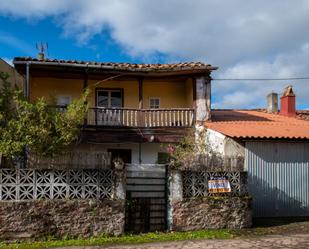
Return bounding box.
[0,199,125,240]
[171,197,252,231]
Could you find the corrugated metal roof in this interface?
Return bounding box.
[205,110,309,139]
[13,57,217,73]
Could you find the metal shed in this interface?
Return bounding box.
[246,141,309,217]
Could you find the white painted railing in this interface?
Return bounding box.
[87,107,195,127]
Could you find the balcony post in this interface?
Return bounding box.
[138,77,144,127]
[83,71,88,126]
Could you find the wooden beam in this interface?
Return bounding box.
[192,77,197,109]
[138,77,143,109]
[83,71,88,90]
[83,72,89,126]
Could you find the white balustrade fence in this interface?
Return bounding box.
[0,169,115,201]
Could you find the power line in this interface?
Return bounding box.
[212,77,309,81]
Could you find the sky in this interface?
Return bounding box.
[1,0,309,109]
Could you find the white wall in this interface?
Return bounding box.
[75,143,164,164]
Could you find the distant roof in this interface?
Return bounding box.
[13,57,217,74]
[297,110,309,121]
[205,110,309,140]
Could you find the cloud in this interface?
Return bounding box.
[213,44,309,109]
[1,0,309,108]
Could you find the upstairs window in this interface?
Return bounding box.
[97,89,123,108]
[149,97,160,109]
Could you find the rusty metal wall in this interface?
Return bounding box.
[246,141,309,217]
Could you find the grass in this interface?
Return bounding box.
[0,230,234,249]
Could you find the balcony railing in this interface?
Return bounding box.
[87,107,195,127]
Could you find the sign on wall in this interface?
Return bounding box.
[208,176,231,193]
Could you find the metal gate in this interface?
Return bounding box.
[246,141,309,217]
[125,164,167,233]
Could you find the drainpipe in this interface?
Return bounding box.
[24,62,30,99]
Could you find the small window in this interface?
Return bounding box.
[57,95,72,106]
[149,97,160,109]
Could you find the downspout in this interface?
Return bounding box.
[24,62,30,99]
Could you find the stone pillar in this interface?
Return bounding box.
[167,170,183,230]
[114,170,126,200]
[195,76,211,122]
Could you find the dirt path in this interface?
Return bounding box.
[55,233,309,249]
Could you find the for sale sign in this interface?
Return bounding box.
[208,176,231,193]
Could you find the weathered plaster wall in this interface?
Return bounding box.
[75,143,164,165]
[0,199,125,240]
[204,127,245,171]
[206,128,245,157]
[171,197,252,231]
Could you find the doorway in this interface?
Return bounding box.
[108,149,132,164]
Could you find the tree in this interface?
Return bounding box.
[165,128,207,169]
[0,72,89,165]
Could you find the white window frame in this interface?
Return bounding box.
[96,89,123,108]
[149,97,160,109]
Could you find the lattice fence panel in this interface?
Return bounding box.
[0,169,115,201]
[182,171,248,198]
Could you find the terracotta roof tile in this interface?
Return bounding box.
[205,110,309,139]
[13,57,217,73]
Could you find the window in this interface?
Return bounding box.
[149,97,160,109]
[97,89,123,108]
[57,95,72,106]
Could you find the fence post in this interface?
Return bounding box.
[167,170,183,230]
[114,170,126,200]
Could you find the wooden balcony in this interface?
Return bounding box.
[87,107,195,127]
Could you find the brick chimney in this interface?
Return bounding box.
[280,85,296,117]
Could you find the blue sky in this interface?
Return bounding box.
[1,0,309,109]
[0,16,136,63]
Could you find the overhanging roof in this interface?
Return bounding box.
[13,57,218,76]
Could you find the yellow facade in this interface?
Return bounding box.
[87,79,139,108]
[29,76,193,108]
[30,77,84,102]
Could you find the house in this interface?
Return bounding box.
[0,58,23,89]
[204,86,309,217]
[13,56,217,164]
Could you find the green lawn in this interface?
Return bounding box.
[0,230,234,249]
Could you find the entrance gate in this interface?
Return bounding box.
[125,164,168,233]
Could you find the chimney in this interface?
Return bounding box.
[280,85,296,117]
[266,92,278,113]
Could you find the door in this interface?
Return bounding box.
[96,89,123,125]
[108,149,132,164]
[125,164,168,233]
[247,141,309,217]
